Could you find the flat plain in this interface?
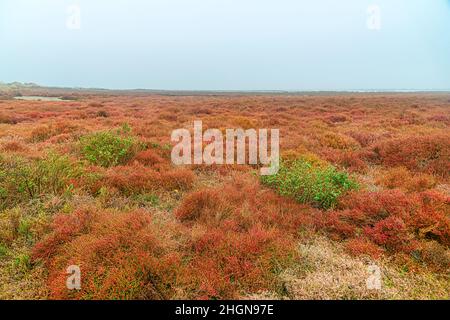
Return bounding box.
[0,92,448,299]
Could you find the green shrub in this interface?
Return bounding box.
[0,244,8,257]
[18,218,32,240]
[133,193,160,207]
[13,253,31,272]
[80,128,140,167]
[0,153,79,209]
[261,158,358,209]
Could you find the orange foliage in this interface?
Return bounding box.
[187,224,293,299]
[345,238,383,259]
[322,189,450,253]
[373,134,450,177]
[133,149,164,166]
[32,208,182,299]
[174,176,314,298]
[105,164,195,194]
[0,92,447,297]
[1,140,26,152]
[364,216,412,251]
[376,167,437,192]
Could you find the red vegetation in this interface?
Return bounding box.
[0,93,447,298]
[318,189,450,254]
[187,223,293,299]
[364,216,412,251]
[345,238,383,259]
[133,149,165,166]
[409,191,450,246]
[105,164,195,194]
[322,149,369,172]
[33,178,313,299]
[373,134,450,177]
[33,208,182,299]
[1,140,26,152]
[175,189,225,223]
[377,167,437,192]
[175,176,314,298]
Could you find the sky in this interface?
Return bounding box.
[0,0,449,91]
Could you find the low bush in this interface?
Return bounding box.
[318,188,449,260]
[322,150,368,173]
[79,128,142,167]
[364,216,412,252]
[418,241,450,273]
[338,189,413,224]
[0,153,79,210]
[326,115,348,123]
[373,134,450,177]
[96,110,109,118]
[313,210,356,240]
[133,149,164,166]
[0,208,21,244]
[105,165,195,195]
[176,176,314,232]
[347,131,379,147]
[174,177,312,298]
[409,191,450,246]
[14,253,32,272]
[345,238,383,259]
[175,189,227,223]
[186,223,295,299]
[261,159,358,209]
[318,132,359,150]
[160,169,196,191]
[29,125,55,142]
[0,113,19,124]
[29,122,77,142]
[32,207,182,299]
[0,205,52,247]
[376,167,437,192]
[0,243,8,257]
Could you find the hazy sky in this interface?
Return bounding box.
[1,0,449,90]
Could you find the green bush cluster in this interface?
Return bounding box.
[261,158,358,209]
[79,126,140,167]
[0,152,78,210]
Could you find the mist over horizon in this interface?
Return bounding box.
[1,0,449,91]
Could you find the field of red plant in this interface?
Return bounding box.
[0,92,449,299]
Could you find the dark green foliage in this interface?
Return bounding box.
[261,158,358,209]
[80,125,141,167]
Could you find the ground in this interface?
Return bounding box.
[0,93,449,299]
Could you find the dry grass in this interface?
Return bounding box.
[0,244,49,300]
[245,236,449,300]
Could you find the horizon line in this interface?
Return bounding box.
[2,81,450,94]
